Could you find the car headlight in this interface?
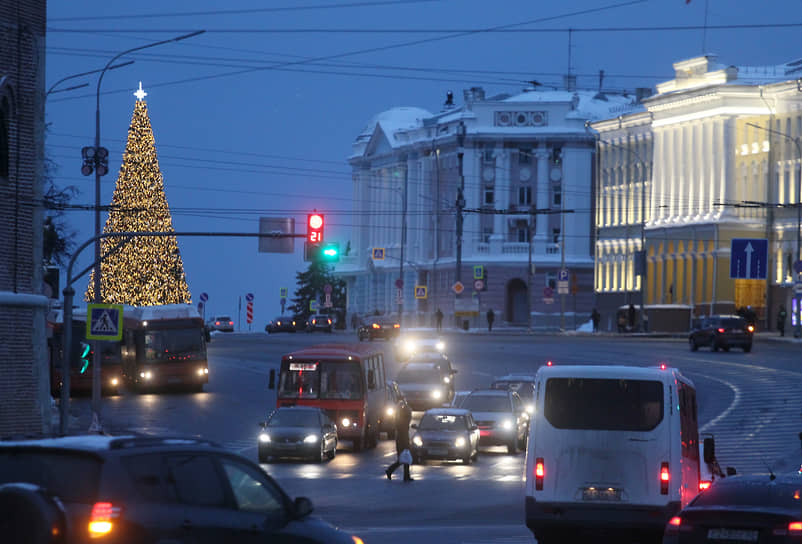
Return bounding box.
[304,434,319,443]
[455,437,466,448]
[403,339,416,353]
[197,368,205,376]
[341,417,351,427]
[501,419,513,430]
[110,378,119,386]
[259,433,271,443]
[140,371,153,380]
[443,376,450,384]
[204,368,209,374]
[436,341,445,352]
[386,406,395,416]
[431,390,442,399]
[526,404,535,414]
[413,435,423,447]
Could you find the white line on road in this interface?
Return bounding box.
[682,370,741,433]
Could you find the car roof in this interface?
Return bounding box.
[705,473,802,487]
[493,374,536,382]
[0,434,223,453]
[465,389,511,397]
[274,405,322,412]
[284,343,383,359]
[422,408,472,417]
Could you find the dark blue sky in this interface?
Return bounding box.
[45,0,802,326]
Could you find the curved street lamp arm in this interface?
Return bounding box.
[47,60,134,97]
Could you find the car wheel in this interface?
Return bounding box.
[386,428,396,440]
[472,449,479,461]
[712,342,719,352]
[743,343,752,353]
[723,345,730,352]
[507,439,518,455]
[462,453,472,465]
[353,436,364,452]
[518,433,527,450]
[690,338,698,351]
[316,442,326,463]
[327,442,337,460]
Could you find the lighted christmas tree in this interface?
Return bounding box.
[85,83,191,306]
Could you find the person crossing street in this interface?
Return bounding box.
[385,397,413,481]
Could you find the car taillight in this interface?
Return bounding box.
[372,323,380,329]
[665,516,691,535]
[215,321,220,325]
[88,501,120,538]
[773,522,802,537]
[747,325,755,332]
[394,323,400,328]
[229,321,233,325]
[699,480,711,491]
[717,327,725,333]
[535,458,544,490]
[327,319,331,325]
[660,462,670,494]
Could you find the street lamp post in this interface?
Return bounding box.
[746,122,802,337]
[83,30,204,430]
[47,62,134,98]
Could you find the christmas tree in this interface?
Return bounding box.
[85,83,191,306]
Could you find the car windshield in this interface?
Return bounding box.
[268,410,319,428]
[216,316,231,322]
[690,481,801,508]
[278,360,363,400]
[715,318,746,328]
[396,366,439,383]
[419,414,467,431]
[461,394,510,412]
[544,378,664,431]
[144,328,205,362]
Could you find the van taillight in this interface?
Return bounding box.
[774,522,802,537]
[228,321,234,326]
[535,458,544,490]
[717,327,725,333]
[699,480,711,491]
[88,502,119,538]
[660,462,670,494]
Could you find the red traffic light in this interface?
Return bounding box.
[307,213,324,244]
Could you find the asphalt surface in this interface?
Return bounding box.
[56,329,802,544]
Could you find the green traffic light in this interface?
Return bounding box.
[80,342,90,374]
[323,248,338,257]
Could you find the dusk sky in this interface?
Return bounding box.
[45,0,802,327]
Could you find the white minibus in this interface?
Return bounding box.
[524,364,702,543]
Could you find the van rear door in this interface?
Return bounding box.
[534,377,670,506]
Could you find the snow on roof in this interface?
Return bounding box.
[126,303,201,321]
[503,88,644,121]
[358,106,432,139]
[0,434,135,451]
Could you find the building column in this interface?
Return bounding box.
[535,149,550,238]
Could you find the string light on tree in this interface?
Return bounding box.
[85,83,191,306]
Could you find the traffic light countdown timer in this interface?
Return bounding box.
[304,213,339,262]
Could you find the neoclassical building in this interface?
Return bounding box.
[591,54,802,331]
[337,81,643,329]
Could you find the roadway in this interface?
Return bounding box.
[61,330,802,543]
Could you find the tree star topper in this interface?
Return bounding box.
[134,81,147,101]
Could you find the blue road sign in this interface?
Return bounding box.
[86,303,124,341]
[372,247,385,260]
[558,268,569,282]
[199,292,208,302]
[245,292,254,302]
[730,238,768,280]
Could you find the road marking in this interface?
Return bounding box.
[343,524,530,534]
[682,370,741,433]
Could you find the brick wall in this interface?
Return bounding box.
[0,1,50,437]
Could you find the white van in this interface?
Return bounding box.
[524,364,702,543]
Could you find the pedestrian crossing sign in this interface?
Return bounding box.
[86,303,124,341]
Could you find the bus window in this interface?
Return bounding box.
[143,329,205,362]
[278,363,319,399]
[544,378,664,431]
[278,361,363,400]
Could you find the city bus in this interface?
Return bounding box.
[525,364,703,544]
[270,343,387,451]
[120,304,209,392]
[47,307,122,396]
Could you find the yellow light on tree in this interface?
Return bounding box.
[85,83,191,306]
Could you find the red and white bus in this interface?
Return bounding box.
[120,304,209,392]
[47,308,122,396]
[271,343,387,451]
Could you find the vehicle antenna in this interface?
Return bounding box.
[762,458,776,481]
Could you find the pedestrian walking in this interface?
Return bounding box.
[591,308,600,333]
[486,308,495,332]
[435,308,444,332]
[777,304,788,337]
[627,304,636,331]
[385,397,414,481]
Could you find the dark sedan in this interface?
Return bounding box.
[357,318,400,341]
[258,406,338,463]
[266,316,298,333]
[410,408,480,464]
[663,473,802,544]
[378,380,404,439]
[689,315,754,352]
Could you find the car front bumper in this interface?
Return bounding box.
[259,441,320,458]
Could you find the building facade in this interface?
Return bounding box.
[338,81,643,329]
[592,55,802,332]
[0,2,50,436]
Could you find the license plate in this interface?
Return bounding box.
[479,430,490,437]
[428,448,447,456]
[167,377,182,384]
[582,487,621,501]
[707,528,758,542]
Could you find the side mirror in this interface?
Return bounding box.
[268,369,276,390]
[703,437,715,464]
[293,496,314,518]
[726,467,737,477]
[410,423,418,429]
[470,424,478,431]
[368,369,376,389]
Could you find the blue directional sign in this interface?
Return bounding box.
[86,303,124,341]
[730,238,768,280]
